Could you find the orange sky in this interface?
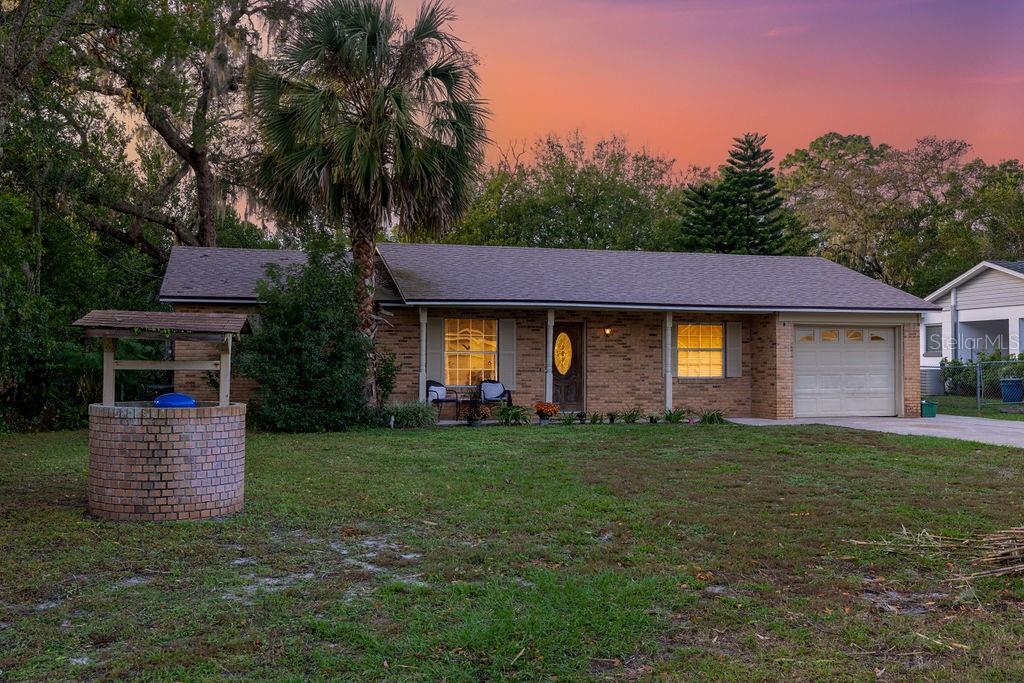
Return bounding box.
[395,0,1024,168]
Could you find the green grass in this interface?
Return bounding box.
[4,425,1024,680]
[926,393,1024,421]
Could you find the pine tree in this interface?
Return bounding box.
[675,132,788,254]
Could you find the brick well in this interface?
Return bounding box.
[87,402,246,521]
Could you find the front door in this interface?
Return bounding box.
[552,323,585,412]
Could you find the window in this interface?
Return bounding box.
[677,323,724,377]
[444,319,497,386]
[820,329,839,343]
[797,331,815,343]
[924,324,942,356]
[846,329,864,343]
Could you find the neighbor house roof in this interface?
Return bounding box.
[377,243,936,312]
[159,246,400,304]
[925,260,1024,302]
[159,244,935,312]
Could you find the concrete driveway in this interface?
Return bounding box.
[731,414,1024,449]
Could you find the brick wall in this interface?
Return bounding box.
[902,322,922,417]
[88,402,245,521]
[171,301,919,420]
[173,304,258,403]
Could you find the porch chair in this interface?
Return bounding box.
[427,380,460,419]
[478,379,512,408]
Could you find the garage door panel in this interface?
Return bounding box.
[794,326,896,417]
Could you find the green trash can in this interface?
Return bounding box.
[921,400,938,418]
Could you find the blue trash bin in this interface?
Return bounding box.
[999,378,1023,404]
[153,392,197,408]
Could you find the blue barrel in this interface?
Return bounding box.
[999,378,1023,404]
[153,392,197,408]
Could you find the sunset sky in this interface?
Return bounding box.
[394,0,1024,169]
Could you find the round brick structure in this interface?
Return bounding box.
[87,402,246,521]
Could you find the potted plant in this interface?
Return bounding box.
[463,399,490,427]
[534,402,559,425]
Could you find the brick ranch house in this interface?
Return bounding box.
[160,243,938,419]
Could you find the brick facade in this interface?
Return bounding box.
[173,304,259,403]
[88,402,246,521]
[902,322,922,417]
[172,302,921,420]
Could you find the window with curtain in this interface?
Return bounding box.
[677,323,724,377]
[444,319,498,386]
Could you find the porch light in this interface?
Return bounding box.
[604,327,612,336]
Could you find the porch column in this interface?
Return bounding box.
[545,309,554,402]
[418,307,427,402]
[664,312,673,411]
[1011,316,1021,356]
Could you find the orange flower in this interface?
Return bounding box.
[533,402,559,418]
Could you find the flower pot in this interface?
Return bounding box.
[467,419,482,427]
[537,417,550,425]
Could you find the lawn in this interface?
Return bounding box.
[925,393,1024,421]
[3,425,1024,680]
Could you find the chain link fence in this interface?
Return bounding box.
[936,358,1024,411]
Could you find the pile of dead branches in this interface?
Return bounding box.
[849,526,1024,580]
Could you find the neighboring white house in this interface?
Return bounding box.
[920,261,1024,392]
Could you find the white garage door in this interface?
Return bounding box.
[793,326,896,417]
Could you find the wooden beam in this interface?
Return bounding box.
[112,360,220,371]
[102,338,116,406]
[219,335,231,407]
[84,328,227,343]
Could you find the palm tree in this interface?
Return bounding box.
[250,0,488,342]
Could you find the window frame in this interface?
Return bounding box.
[923,324,943,357]
[676,322,725,379]
[443,318,499,387]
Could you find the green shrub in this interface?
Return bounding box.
[664,408,686,423]
[559,413,577,425]
[238,244,384,432]
[939,352,1024,398]
[496,404,530,426]
[383,402,438,428]
[589,411,603,424]
[697,409,727,425]
[622,407,643,424]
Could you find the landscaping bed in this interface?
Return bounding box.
[3,425,1024,679]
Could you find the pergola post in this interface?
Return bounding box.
[102,338,117,406]
[219,335,232,407]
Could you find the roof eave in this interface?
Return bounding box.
[383,299,936,313]
[925,261,1024,302]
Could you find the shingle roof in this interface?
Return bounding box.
[989,261,1024,275]
[159,244,936,312]
[377,243,936,311]
[159,246,400,303]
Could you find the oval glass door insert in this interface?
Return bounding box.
[554,332,572,375]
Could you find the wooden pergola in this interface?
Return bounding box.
[73,310,252,407]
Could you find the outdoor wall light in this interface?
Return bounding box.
[604,327,613,336]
